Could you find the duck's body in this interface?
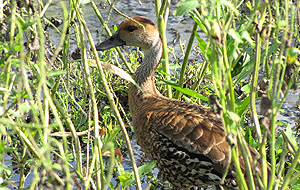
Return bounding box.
[96,16,258,189]
[130,93,231,188]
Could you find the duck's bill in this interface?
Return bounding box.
[96,32,125,51]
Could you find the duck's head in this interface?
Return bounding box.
[96,16,160,51]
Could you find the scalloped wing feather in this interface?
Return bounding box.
[141,96,230,164]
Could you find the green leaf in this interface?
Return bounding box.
[13,45,21,51]
[275,135,284,153]
[122,161,157,188]
[189,11,207,35]
[287,47,300,64]
[291,178,300,189]
[114,25,118,32]
[241,83,251,94]
[195,32,211,58]
[52,163,62,171]
[285,124,297,148]
[163,80,209,101]
[156,68,172,76]
[231,57,245,78]
[47,70,67,77]
[277,120,288,126]
[227,110,240,123]
[0,88,10,93]
[183,95,193,103]
[245,127,254,146]
[228,28,243,44]
[174,0,200,16]
[234,60,254,85]
[0,163,12,177]
[78,0,91,6]
[219,0,239,15]
[234,42,280,85]
[241,31,255,48]
[118,170,131,187]
[236,96,250,116]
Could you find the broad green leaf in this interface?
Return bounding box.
[156,68,172,76]
[275,135,284,153]
[47,70,67,77]
[174,0,200,16]
[241,31,255,48]
[285,124,297,148]
[241,83,251,94]
[218,0,239,15]
[189,11,207,35]
[118,170,131,187]
[227,110,240,122]
[163,80,209,101]
[233,59,254,86]
[114,25,118,32]
[183,95,193,103]
[245,127,254,146]
[234,42,280,85]
[0,88,10,93]
[195,32,211,57]
[0,163,12,177]
[228,28,243,44]
[122,161,157,188]
[13,45,21,51]
[287,47,300,64]
[78,0,91,6]
[236,96,250,117]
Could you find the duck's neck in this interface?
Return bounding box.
[133,37,163,94]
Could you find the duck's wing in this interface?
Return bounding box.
[142,96,230,165]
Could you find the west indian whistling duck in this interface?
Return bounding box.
[96,16,263,190]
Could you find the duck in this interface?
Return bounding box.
[96,16,261,189]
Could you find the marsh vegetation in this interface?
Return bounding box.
[0,0,300,189]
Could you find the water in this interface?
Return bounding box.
[46,0,199,55]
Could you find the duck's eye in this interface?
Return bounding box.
[127,25,137,32]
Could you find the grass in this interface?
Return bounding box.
[0,0,300,190]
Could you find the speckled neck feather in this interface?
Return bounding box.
[133,35,163,94]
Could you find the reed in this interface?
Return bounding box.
[155,0,172,98]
